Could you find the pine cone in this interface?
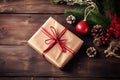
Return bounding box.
[93,38,102,46]
[86,47,97,58]
[91,25,105,38]
[66,15,76,24]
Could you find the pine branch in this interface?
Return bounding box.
[50,0,61,3]
[92,0,104,14]
[88,10,109,28]
[51,0,110,28]
[103,0,115,18]
[64,5,86,20]
[65,6,109,28]
[50,0,86,5]
[64,5,88,25]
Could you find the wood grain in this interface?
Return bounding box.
[0,14,73,45]
[0,45,120,78]
[0,77,120,80]
[0,0,120,79]
[0,0,73,13]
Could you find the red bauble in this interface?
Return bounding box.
[75,20,89,35]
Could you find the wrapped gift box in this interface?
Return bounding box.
[28,17,83,68]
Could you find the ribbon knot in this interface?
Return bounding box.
[40,26,74,57]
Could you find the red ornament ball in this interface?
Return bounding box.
[75,20,89,35]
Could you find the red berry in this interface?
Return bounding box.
[105,38,108,41]
[102,41,105,44]
[109,27,114,31]
[107,29,110,32]
[102,37,105,40]
[106,33,110,37]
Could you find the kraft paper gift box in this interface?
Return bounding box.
[28,17,84,68]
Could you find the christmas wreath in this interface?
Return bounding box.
[50,0,120,58]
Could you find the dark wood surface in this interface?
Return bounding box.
[0,0,120,80]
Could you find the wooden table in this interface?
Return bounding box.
[0,0,120,80]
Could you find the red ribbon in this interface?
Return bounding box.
[40,26,74,57]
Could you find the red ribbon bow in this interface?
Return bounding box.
[40,26,74,57]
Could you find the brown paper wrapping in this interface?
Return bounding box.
[28,17,84,68]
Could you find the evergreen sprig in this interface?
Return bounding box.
[65,4,108,28]
[50,0,117,28]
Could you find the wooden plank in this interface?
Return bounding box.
[0,0,120,79]
[0,14,74,45]
[0,14,120,78]
[0,77,120,80]
[0,0,73,13]
[0,46,120,78]
[0,45,53,76]
[0,77,32,80]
